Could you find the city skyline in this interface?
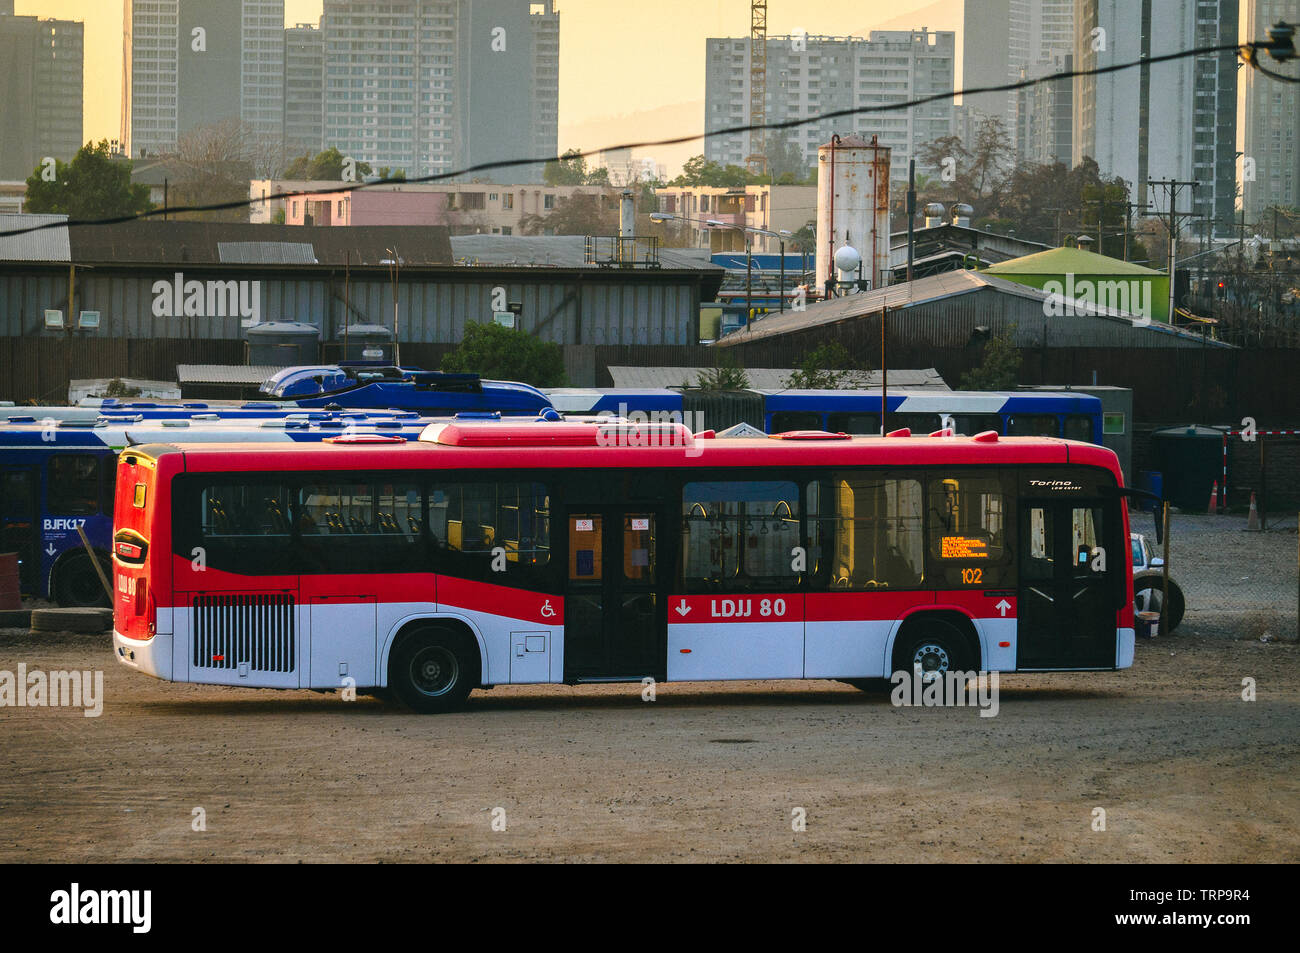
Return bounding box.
[16,0,965,177]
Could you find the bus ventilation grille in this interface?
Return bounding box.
[192,593,296,674]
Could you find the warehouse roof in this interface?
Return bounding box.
[984,246,1165,276]
[0,213,70,262]
[605,366,948,390]
[451,234,722,272]
[714,269,1231,348]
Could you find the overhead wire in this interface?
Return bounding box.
[0,31,1295,239]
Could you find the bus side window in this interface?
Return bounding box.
[47,454,101,516]
[681,480,799,591]
[809,472,924,590]
[434,480,551,588]
[1007,414,1060,437]
[1064,414,1094,442]
[770,411,822,433]
[927,473,1014,587]
[194,481,296,576]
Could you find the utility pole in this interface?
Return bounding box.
[906,159,916,282]
[1122,200,1151,261]
[1146,179,1199,323]
[1044,206,1069,247]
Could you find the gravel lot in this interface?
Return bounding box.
[1,626,1296,863]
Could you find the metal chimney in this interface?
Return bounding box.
[620,189,635,239]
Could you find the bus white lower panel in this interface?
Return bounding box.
[1117,627,1135,668]
[375,602,564,687]
[976,618,1017,672]
[113,630,173,681]
[803,621,894,678]
[667,621,803,681]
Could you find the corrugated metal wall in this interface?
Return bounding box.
[0,270,698,346]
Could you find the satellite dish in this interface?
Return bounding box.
[833,245,862,275]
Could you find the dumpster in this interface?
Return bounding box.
[1150,425,1223,511]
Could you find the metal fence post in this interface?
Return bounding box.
[1160,502,1171,638]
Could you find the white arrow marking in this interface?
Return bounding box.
[45,544,57,556]
[995,599,1011,617]
[675,599,691,617]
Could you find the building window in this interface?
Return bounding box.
[503,193,514,209]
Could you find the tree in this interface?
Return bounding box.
[765,135,809,182]
[23,140,153,220]
[376,167,407,181]
[167,118,255,222]
[543,148,591,186]
[519,191,618,235]
[440,322,567,386]
[915,116,1014,223]
[788,223,816,254]
[282,147,372,181]
[959,325,1022,390]
[782,342,869,389]
[683,357,749,391]
[669,154,760,188]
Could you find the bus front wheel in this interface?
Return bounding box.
[390,627,477,713]
[895,620,973,697]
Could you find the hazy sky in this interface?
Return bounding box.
[17,0,964,175]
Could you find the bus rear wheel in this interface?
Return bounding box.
[895,620,972,700]
[390,628,476,713]
[53,552,111,608]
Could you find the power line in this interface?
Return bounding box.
[1,31,1295,239]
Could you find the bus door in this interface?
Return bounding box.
[563,506,665,680]
[1017,498,1116,668]
[0,466,39,595]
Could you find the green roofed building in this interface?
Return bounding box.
[983,247,1170,322]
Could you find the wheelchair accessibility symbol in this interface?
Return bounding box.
[540,599,557,618]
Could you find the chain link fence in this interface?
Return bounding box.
[1157,510,1298,642]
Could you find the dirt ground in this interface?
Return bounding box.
[1,625,1296,863]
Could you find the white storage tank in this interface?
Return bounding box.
[815,134,892,295]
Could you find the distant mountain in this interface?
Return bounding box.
[558,100,704,181]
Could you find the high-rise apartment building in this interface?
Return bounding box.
[124,0,284,158]
[1073,0,1237,235]
[0,11,84,179]
[962,0,1073,160]
[1242,0,1300,226]
[318,0,558,181]
[704,30,954,176]
[283,23,323,156]
[1016,54,1073,166]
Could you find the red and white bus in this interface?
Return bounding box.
[111,422,1136,712]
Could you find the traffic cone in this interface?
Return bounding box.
[1247,491,1260,530]
[1207,480,1219,514]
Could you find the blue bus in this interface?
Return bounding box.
[258,364,552,415]
[544,387,1104,444]
[0,408,582,606]
[0,413,438,606]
